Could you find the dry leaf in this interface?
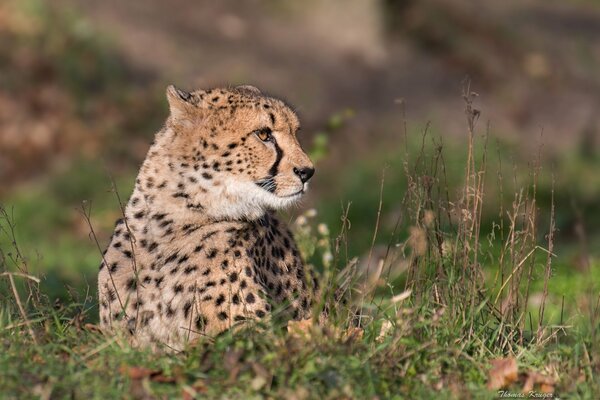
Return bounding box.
[376,320,393,343]
[224,349,243,383]
[120,365,157,380]
[182,380,208,400]
[343,326,364,342]
[487,357,518,390]
[83,323,102,333]
[151,373,176,384]
[119,365,176,383]
[522,371,555,393]
[287,319,313,339]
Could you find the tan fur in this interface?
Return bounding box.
[98,85,316,349]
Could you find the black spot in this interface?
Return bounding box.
[123,250,132,258]
[178,254,189,264]
[195,315,207,330]
[229,272,238,283]
[148,242,158,252]
[154,276,164,288]
[256,310,266,318]
[217,311,228,321]
[246,293,255,304]
[109,263,119,273]
[140,311,154,326]
[113,242,122,249]
[165,253,179,264]
[126,278,137,291]
[194,245,203,253]
[166,305,175,317]
[134,211,145,219]
[183,301,193,319]
[207,249,218,259]
[159,219,173,228]
[184,265,198,274]
[127,318,137,334]
[215,294,226,306]
[201,231,217,241]
[302,297,309,310]
[232,294,240,305]
[202,172,213,180]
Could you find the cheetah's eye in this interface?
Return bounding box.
[255,127,272,142]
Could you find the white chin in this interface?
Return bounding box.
[211,179,303,221]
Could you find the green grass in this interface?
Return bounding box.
[0,268,598,398]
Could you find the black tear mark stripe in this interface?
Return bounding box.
[269,138,284,177]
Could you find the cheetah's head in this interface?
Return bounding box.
[162,85,315,220]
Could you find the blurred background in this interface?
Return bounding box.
[1,0,599,309]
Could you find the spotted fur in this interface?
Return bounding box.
[98,85,316,349]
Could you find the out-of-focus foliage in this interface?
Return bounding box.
[0,0,162,191]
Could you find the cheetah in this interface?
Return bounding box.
[98,85,317,349]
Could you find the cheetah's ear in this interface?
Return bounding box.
[236,85,261,95]
[166,85,197,120]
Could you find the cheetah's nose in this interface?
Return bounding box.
[293,167,315,183]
